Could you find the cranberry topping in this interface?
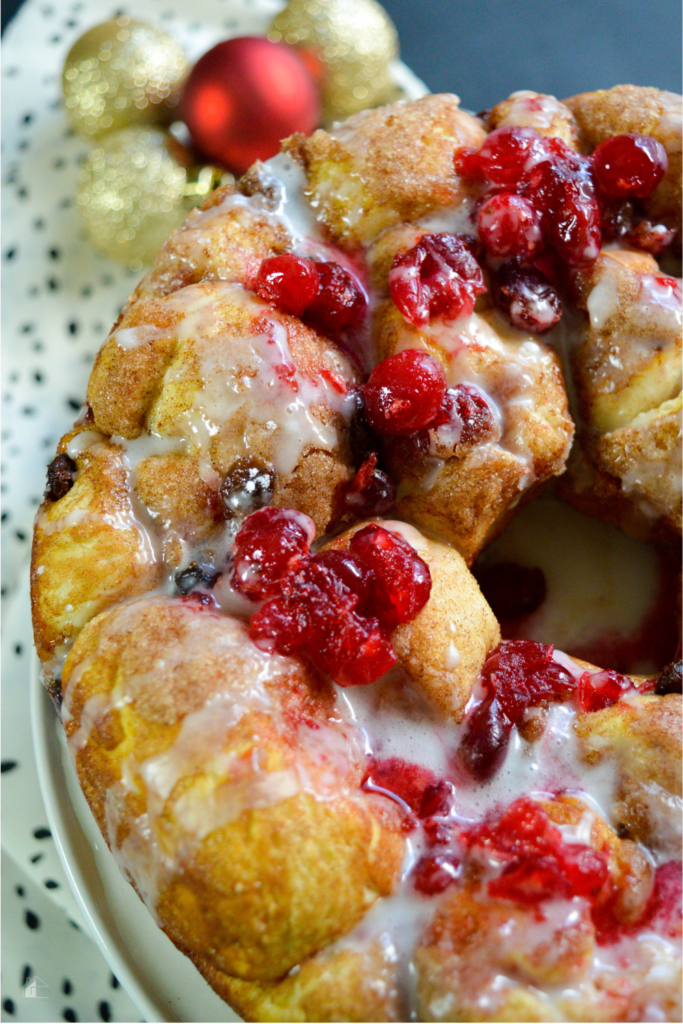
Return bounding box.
[432,383,497,447]
[389,233,486,327]
[493,262,562,333]
[45,453,77,501]
[594,859,683,945]
[305,261,367,333]
[362,756,438,814]
[474,561,547,621]
[343,453,396,518]
[350,523,432,630]
[577,668,633,712]
[220,457,275,520]
[364,349,446,436]
[255,255,366,332]
[231,507,314,600]
[477,193,544,261]
[251,552,396,687]
[256,254,320,316]
[413,852,462,895]
[592,134,668,199]
[465,797,609,907]
[457,126,547,187]
[625,218,676,254]
[459,641,575,779]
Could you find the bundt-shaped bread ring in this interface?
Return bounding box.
[32,86,681,1022]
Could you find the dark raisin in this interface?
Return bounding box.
[174,562,220,595]
[655,660,682,695]
[220,457,275,520]
[45,454,76,501]
[348,390,380,464]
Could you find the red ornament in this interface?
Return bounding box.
[180,37,320,174]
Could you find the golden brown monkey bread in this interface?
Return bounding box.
[372,302,574,562]
[560,247,682,541]
[32,89,683,1022]
[485,90,584,150]
[87,279,360,536]
[61,595,405,982]
[565,85,682,244]
[291,93,486,248]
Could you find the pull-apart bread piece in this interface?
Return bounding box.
[32,87,681,1022]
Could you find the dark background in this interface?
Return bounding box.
[2,0,681,107]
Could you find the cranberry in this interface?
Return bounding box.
[477,193,544,260]
[220,457,275,520]
[641,861,682,940]
[459,641,575,778]
[305,262,367,333]
[459,126,548,187]
[45,453,77,501]
[362,757,437,813]
[343,453,396,518]
[493,262,562,333]
[578,669,632,712]
[466,797,609,907]
[231,507,314,600]
[413,853,462,895]
[625,219,676,254]
[459,695,512,780]
[389,234,486,327]
[312,549,375,615]
[601,199,635,241]
[364,350,446,436]
[251,552,396,687]
[256,254,320,316]
[350,523,432,630]
[592,134,668,199]
[432,383,497,447]
[473,561,547,620]
[419,779,455,819]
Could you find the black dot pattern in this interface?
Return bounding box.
[2,3,309,1022]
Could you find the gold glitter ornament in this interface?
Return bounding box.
[77,126,228,267]
[268,0,400,124]
[63,17,188,139]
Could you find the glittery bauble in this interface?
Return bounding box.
[63,17,188,139]
[77,126,226,267]
[180,37,320,175]
[268,0,399,124]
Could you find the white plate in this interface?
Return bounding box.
[31,659,242,1023]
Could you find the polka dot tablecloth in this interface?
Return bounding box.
[1,0,319,1020]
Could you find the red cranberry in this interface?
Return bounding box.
[232,507,314,600]
[641,861,683,940]
[364,350,446,436]
[250,553,396,687]
[362,757,437,813]
[578,669,632,712]
[256,254,320,316]
[459,126,548,187]
[433,383,497,447]
[466,797,609,907]
[389,234,486,327]
[343,453,396,518]
[592,134,668,199]
[350,523,432,630]
[459,696,513,780]
[459,641,575,778]
[312,549,375,614]
[305,261,366,333]
[477,193,544,260]
[473,561,547,620]
[419,779,455,819]
[413,853,461,895]
[625,219,676,254]
[493,262,562,333]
